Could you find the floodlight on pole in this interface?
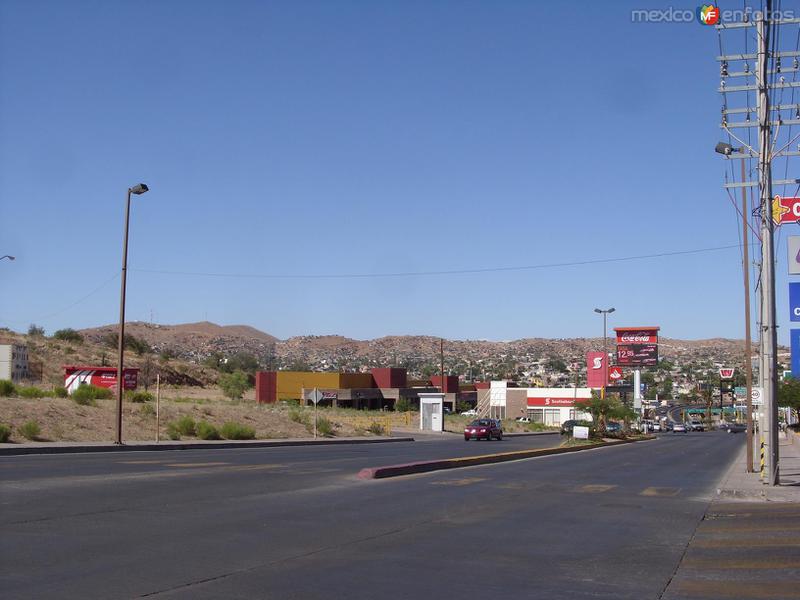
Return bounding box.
[0,255,15,261]
[594,307,616,396]
[115,183,149,445]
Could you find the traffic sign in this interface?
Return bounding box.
[751,386,763,406]
[718,367,735,379]
[608,366,623,382]
[308,388,324,404]
[772,196,800,225]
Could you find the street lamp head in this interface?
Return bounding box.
[129,183,149,195]
[0,255,15,261]
[594,308,602,313]
[715,142,737,156]
[608,307,616,313]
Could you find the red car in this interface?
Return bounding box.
[464,418,503,441]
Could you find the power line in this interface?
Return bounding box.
[130,244,742,280]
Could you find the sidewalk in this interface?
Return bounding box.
[716,429,800,502]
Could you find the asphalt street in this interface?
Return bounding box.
[1,431,742,599]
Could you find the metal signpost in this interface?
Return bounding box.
[309,388,323,439]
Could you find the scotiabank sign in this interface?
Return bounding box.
[586,351,606,388]
[528,396,576,407]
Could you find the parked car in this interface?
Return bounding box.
[672,422,688,433]
[652,422,661,432]
[606,421,622,433]
[464,418,503,441]
[515,416,531,423]
[689,420,705,432]
[460,409,478,416]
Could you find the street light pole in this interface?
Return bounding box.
[594,307,616,397]
[115,183,148,445]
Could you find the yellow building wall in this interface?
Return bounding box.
[275,372,341,400]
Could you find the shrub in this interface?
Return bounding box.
[220,421,255,440]
[175,416,196,436]
[395,398,412,412]
[218,370,250,400]
[140,403,155,417]
[71,385,111,405]
[18,386,45,399]
[19,420,41,440]
[367,421,385,435]
[315,416,334,437]
[126,390,154,403]
[196,420,221,440]
[28,324,45,337]
[53,328,83,343]
[166,422,181,440]
[0,423,11,442]
[53,386,69,398]
[0,380,15,397]
[288,408,310,425]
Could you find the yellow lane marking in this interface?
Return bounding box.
[692,538,800,549]
[640,487,681,497]
[683,558,800,570]
[674,580,800,598]
[430,477,487,487]
[577,484,617,493]
[163,462,230,468]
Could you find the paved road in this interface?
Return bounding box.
[1,431,741,599]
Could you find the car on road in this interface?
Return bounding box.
[672,422,687,433]
[460,409,478,416]
[652,422,661,432]
[688,420,705,432]
[722,422,746,433]
[464,418,503,441]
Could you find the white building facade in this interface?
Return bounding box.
[0,344,29,383]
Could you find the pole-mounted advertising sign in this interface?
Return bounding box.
[586,351,606,389]
[614,327,660,367]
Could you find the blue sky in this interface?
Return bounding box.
[0,1,793,342]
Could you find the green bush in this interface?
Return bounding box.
[53,328,83,343]
[0,380,15,397]
[166,422,181,440]
[218,370,251,400]
[196,420,221,440]
[18,386,45,399]
[53,386,69,398]
[288,408,310,425]
[126,390,154,403]
[72,385,112,405]
[394,398,412,412]
[27,324,45,337]
[220,421,256,440]
[175,416,196,436]
[0,423,11,442]
[140,403,155,417]
[367,421,385,435]
[19,420,41,441]
[315,416,334,437]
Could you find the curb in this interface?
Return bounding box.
[357,437,641,480]
[0,436,415,457]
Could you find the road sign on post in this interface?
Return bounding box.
[308,388,323,439]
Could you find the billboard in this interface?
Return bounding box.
[614,327,660,367]
[793,330,800,379]
[586,351,606,388]
[63,365,139,394]
[791,283,800,322]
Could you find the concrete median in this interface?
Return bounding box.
[358,437,640,479]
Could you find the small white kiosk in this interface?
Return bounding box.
[419,392,444,432]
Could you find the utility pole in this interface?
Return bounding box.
[741,158,754,472]
[756,9,779,485]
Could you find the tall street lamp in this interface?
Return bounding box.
[594,307,615,396]
[0,255,15,261]
[116,183,149,445]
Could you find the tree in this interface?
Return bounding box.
[53,328,83,343]
[218,371,250,400]
[778,377,800,423]
[27,324,45,337]
[545,356,568,374]
[220,352,260,375]
[576,392,618,433]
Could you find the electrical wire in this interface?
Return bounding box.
[129,245,743,281]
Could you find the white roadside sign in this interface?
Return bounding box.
[751,386,763,406]
[573,425,589,440]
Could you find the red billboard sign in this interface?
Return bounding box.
[614,327,659,367]
[608,366,624,383]
[527,396,577,407]
[63,365,139,394]
[586,351,606,388]
[772,196,800,225]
